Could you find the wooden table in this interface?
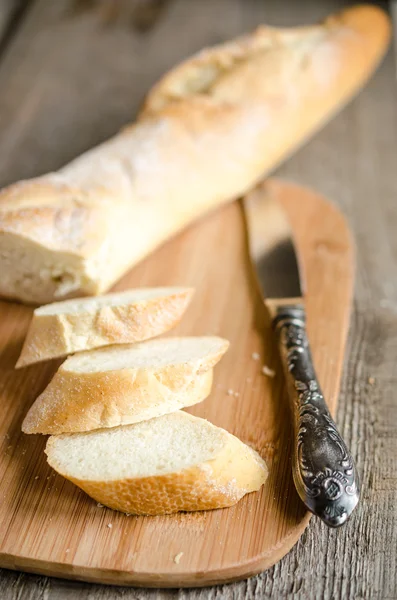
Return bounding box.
[0,1,396,598]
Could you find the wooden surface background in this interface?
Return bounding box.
[0,0,395,598]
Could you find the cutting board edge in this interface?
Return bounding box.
[0,515,312,587]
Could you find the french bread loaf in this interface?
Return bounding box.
[22,336,229,434]
[45,411,267,515]
[0,5,390,304]
[16,287,193,367]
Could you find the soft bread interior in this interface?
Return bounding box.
[47,412,231,480]
[62,337,229,373]
[0,231,93,304]
[36,287,192,316]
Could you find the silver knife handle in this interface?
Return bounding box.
[273,303,359,527]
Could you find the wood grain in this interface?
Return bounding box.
[0,0,395,597]
[0,179,353,587]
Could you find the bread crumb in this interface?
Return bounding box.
[227,389,234,396]
[34,476,39,480]
[97,503,104,508]
[107,523,112,528]
[65,549,70,553]
[252,352,260,360]
[261,365,275,378]
[174,552,184,564]
[368,377,375,385]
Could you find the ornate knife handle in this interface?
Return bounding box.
[273,304,359,527]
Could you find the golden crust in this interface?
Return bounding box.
[16,288,194,367]
[45,426,268,515]
[0,5,391,304]
[143,5,390,114]
[22,367,214,435]
[22,336,229,434]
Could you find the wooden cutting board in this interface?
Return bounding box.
[0,179,354,587]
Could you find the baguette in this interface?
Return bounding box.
[22,336,229,434]
[0,5,390,304]
[16,287,193,367]
[45,411,267,515]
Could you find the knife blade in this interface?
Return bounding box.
[243,183,359,527]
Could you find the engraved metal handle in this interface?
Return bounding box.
[273,304,359,527]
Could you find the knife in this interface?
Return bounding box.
[243,183,359,527]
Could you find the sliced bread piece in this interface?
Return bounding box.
[45,411,267,515]
[22,336,229,434]
[16,287,194,368]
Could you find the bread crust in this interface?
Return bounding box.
[45,413,268,515]
[16,288,194,367]
[22,337,229,434]
[0,5,390,304]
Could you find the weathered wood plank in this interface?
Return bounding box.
[0,0,16,34]
[391,0,397,71]
[0,0,27,40]
[0,0,396,598]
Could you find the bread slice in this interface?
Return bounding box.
[22,336,229,434]
[45,411,267,515]
[16,287,193,368]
